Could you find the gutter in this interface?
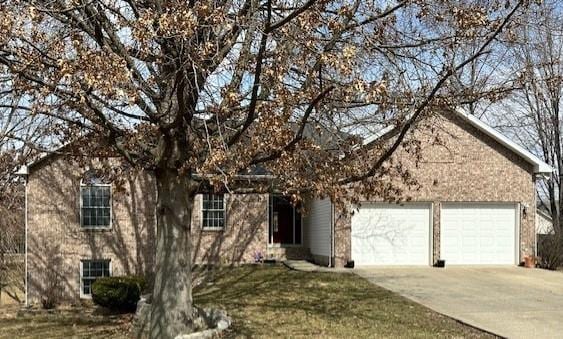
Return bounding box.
[192,173,276,181]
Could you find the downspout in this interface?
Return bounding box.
[23,171,29,307]
[534,209,538,259]
[533,181,538,260]
[533,174,539,259]
[16,165,29,307]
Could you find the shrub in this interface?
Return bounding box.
[41,293,58,310]
[41,255,64,309]
[92,276,146,311]
[537,234,563,270]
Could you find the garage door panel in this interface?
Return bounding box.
[441,204,516,265]
[352,204,431,266]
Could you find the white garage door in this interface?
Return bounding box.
[440,203,517,265]
[351,203,431,266]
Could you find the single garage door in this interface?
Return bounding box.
[351,203,431,266]
[440,203,517,265]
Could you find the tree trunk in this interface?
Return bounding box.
[150,169,197,339]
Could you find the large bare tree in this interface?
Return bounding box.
[0,169,25,305]
[492,0,562,267]
[0,72,34,306]
[0,0,528,337]
[0,149,25,305]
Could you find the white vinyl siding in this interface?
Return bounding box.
[303,198,332,257]
[440,203,517,265]
[351,203,431,266]
[536,211,553,235]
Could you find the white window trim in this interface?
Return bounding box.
[201,193,226,231]
[80,182,112,230]
[79,259,112,299]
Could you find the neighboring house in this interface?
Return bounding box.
[536,208,554,235]
[17,109,553,304]
[535,206,556,263]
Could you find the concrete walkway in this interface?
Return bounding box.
[283,260,352,273]
[355,266,563,339]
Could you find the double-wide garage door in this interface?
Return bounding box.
[351,203,517,266]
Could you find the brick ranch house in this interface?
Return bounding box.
[17,109,552,304]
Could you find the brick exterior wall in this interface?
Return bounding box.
[190,193,268,265]
[26,158,157,303]
[26,109,539,302]
[334,111,537,267]
[26,158,270,304]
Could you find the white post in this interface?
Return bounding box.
[24,175,28,307]
[15,165,29,306]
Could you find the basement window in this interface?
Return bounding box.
[80,259,111,298]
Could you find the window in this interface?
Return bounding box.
[202,194,225,229]
[80,176,111,228]
[80,259,110,297]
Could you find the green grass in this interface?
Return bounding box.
[194,265,494,338]
[0,265,495,338]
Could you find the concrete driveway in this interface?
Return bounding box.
[355,266,563,339]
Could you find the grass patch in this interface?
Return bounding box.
[0,265,495,338]
[0,306,132,339]
[194,265,495,338]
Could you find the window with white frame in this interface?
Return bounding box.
[202,194,225,229]
[80,174,111,228]
[80,259,110,297]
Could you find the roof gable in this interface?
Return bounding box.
[363,109,553,175]
[455,110,552,174]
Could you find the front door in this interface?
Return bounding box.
[270,195,301,245]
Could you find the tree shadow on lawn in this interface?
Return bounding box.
[193,265,495,338]
[0,306,132,339]
[192,265,391,336]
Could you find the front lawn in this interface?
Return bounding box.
[194,265,493,338]
[0,305,131,338]
[0,265,495,338]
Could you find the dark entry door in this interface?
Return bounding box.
[272,197,294,244]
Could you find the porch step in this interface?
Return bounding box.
[283,260,354,274]
[266,247,311,261]
[283,260,323,272]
